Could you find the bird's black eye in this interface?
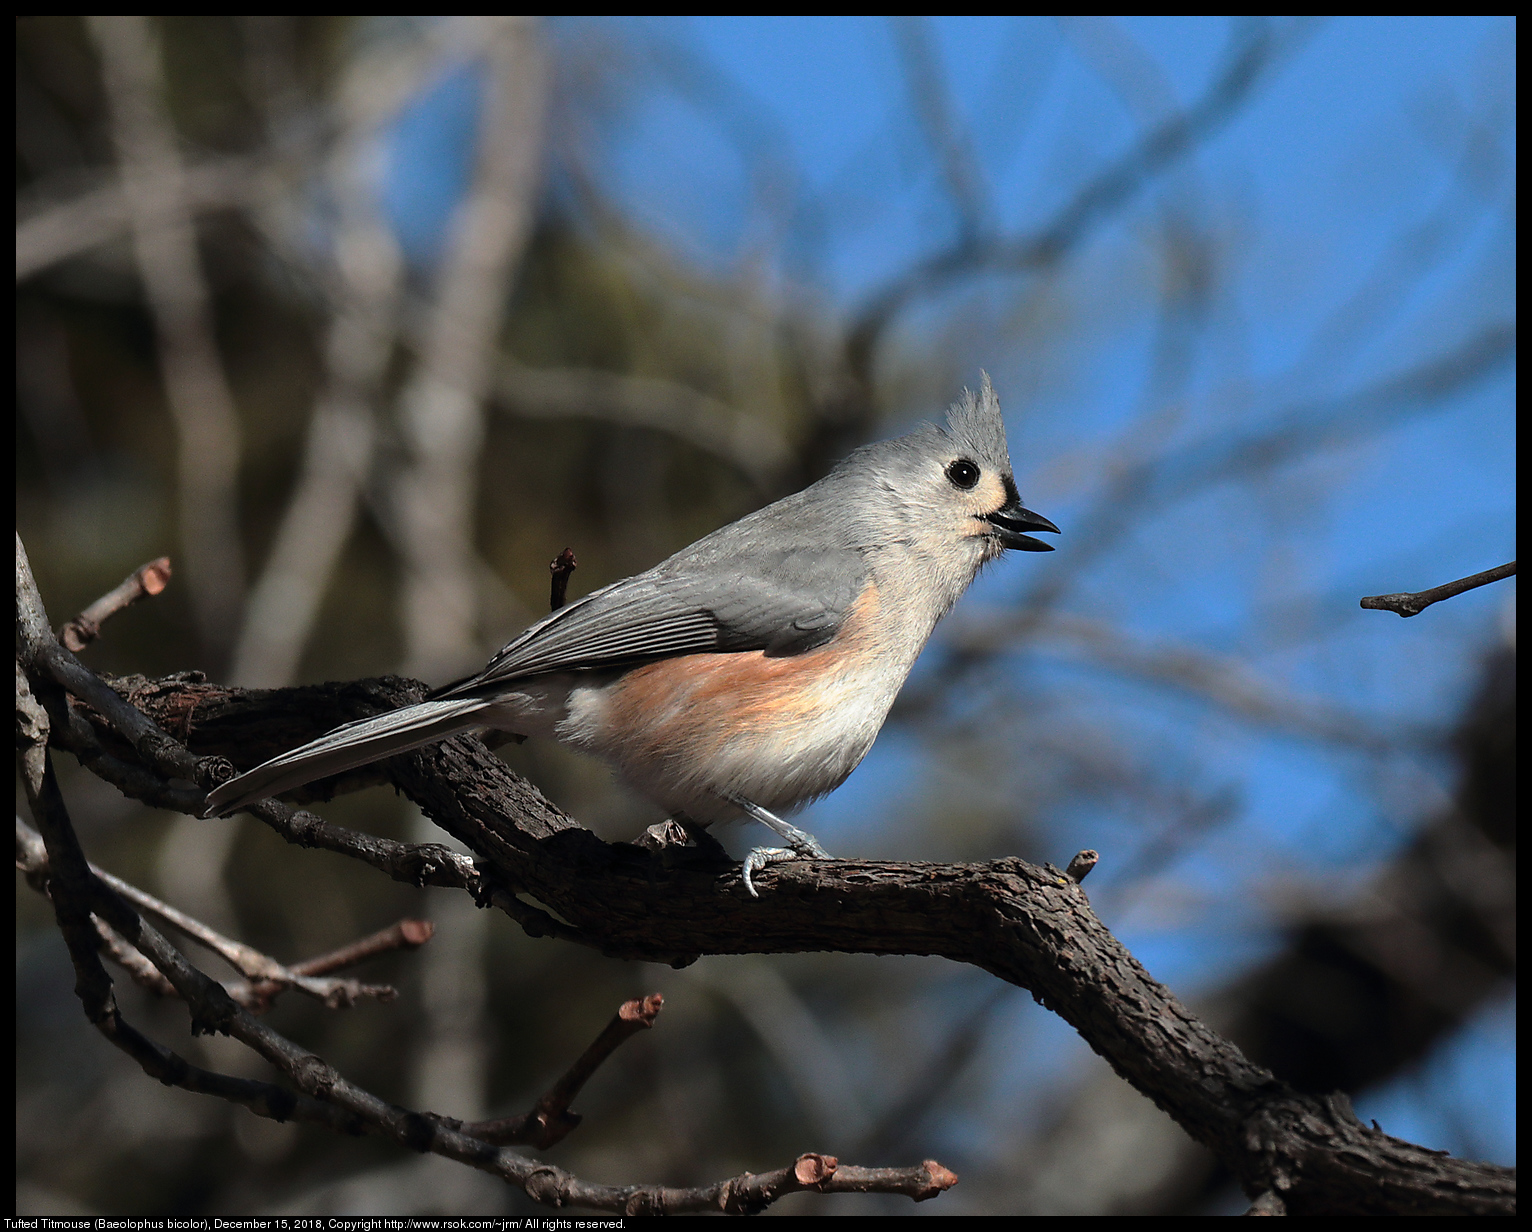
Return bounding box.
[946,459,981,490]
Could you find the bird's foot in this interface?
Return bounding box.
[727,795,830,897]
[740,838,829,897]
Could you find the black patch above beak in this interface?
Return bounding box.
[984,500,1060,552]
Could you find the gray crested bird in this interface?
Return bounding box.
[204,375,1058,893]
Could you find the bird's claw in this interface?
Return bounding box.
[740,834,829,897]
[725,794,831,896]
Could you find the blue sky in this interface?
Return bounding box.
[380,15,1515,1173]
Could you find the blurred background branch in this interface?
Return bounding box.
[16,153,262,282]
[226,37,412,690]
[394,15,548,683]
[86,14,247,664]
[17,14,1514,1217]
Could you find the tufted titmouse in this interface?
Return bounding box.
[204,376,1058,893]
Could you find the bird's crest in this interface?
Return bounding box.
[943,371,1013,475]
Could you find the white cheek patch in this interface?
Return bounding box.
[970,471,1008,516]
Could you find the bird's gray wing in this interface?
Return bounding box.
[436,545,869,697]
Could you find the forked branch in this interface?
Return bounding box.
[15,534,1514,1215]
[15,536,961,1214]
[458,993,665,1149]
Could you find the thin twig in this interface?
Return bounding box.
[460,993,663,1148]
[303,918,435,974]
[15,813,399,1010]
[549,548,576,612]
[1361,562,1515,618]
[58,556,172,652]
[235,918,434,1012]
[21,765,380,1135]
[93,916,181,997]
[92,864,397,1008]
[18,810,189,998]
[1065,850,1100,883]
[18,534,222,789]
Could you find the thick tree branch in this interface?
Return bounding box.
[19,549,955,1216]
[61,668,1519,1215]
[23,739,951,1213]
[17,537,1513,1214]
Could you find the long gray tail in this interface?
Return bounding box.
[202,696,493,817]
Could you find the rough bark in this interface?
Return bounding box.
[70,671,1515,1216]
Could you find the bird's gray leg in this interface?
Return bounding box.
[725,795,830,897]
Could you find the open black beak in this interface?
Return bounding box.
[985,500,1060,552]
